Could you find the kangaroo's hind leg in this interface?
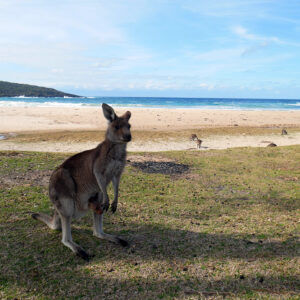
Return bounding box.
[32,210,61,230]
[93,207,128,247]
[59,212,91,261]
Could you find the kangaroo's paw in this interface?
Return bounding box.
[76,248,91,261]
[111,202,118,213]
[101,201,110,212]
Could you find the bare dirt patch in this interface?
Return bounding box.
[127,154,176,163]
[0,151,25,157]
[0,169,51,187]
[131,161,189,175]
[128,154,189,175]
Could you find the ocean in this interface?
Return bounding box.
[0,96,299,110]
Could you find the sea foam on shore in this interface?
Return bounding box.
[0,96,299,110]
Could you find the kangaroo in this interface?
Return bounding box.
[190,134,198,141]
[195,137,202,149]
[32,103,131,260]
[281,128,288,135]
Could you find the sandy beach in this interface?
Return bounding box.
[0,106,299,152]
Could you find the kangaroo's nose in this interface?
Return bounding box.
[124,134,131,142]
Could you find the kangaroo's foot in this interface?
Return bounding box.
[61,239,91,261]
[93,211,129,247]
[32,211,61,230]
[111,201,118,213]
[94,231,129,247]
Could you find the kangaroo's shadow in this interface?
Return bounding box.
[2,215,297,262]
[1,217,299,298]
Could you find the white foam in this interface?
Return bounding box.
[286,102,300,106]
[12,95,39,98]
[0,99,299,110]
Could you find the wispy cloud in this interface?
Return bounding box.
[232,25,282,44]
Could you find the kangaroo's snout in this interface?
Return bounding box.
[124,134,131,142]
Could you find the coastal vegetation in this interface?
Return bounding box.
[0,81,79,98]
[0,146,299,298]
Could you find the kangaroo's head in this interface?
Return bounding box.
[102,103,132,144]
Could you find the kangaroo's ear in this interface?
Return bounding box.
[102,103,116,122]
[123,111,131,121]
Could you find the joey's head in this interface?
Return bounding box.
[102,103,132,144]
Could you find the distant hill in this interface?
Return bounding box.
[0,81,80,97]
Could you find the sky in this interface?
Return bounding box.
[0,0,300,98]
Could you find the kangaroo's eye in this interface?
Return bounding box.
[115,125,120,130]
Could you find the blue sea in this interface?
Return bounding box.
[0,96,299,110]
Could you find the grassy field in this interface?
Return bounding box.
[0,146,299,299]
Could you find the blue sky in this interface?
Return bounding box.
[0,0,299,98]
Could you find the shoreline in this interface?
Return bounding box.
[1,102,300,111]
[1,104,300,112]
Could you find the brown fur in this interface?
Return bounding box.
[281,129,288,135]
[32,103,131,260]
[88,196,103,215]
[189,134,202,148]
[196,138,202,149]
[190,134,198,141]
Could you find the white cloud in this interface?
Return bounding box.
[51,68,64,73]
[92,59,122,69]
[232,25,282,44]
[232,25,300,47]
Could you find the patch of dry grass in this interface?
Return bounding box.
[0,147,299,299]
[7,126,300,144]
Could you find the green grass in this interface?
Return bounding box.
[0,147,299,299]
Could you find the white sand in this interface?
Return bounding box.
[1,106,300,132]
[0,106,299,152]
